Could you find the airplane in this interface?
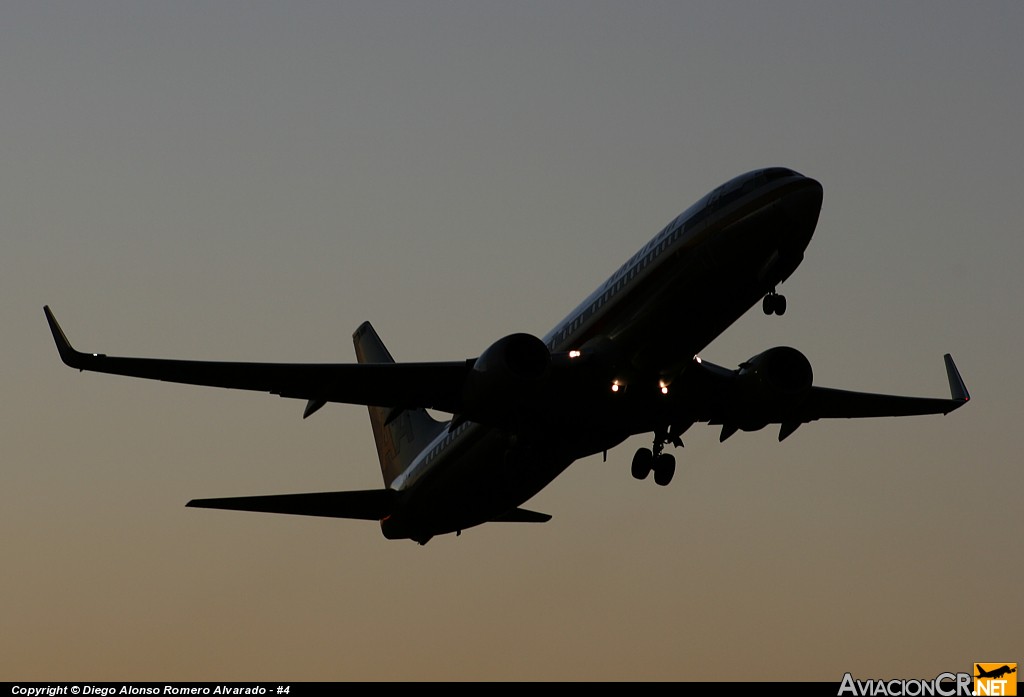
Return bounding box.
[44,167,970,544]
[975,665,1017,680]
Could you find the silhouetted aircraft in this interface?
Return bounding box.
[45,167,970,544]
[976,665,1016,680]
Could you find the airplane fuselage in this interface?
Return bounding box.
[381,168,824,542]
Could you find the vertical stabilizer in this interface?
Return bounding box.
[353,322,447,487]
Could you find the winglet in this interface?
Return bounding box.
[943,353,970,404]
[44,306,89,369]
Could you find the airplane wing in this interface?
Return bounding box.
[186,489,552,524]
[44,306,470,413]
[796,353,969,421]
[690,352,969,441]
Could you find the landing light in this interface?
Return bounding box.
[569,350,581,358]
[695,355,702,364]
[659,380,669,395]
[611,380,621,393]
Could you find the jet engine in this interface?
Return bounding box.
[462,333,551,426]
[729,346,812,431]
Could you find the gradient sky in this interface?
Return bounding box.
[3,1,1021,681]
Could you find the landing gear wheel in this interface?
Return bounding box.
[763,292,787,316]
[653,453,676,486]
[774,294,787,316]
[631,448,654,480]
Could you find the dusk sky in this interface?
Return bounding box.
[3,2,1021,680]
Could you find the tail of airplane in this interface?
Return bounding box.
[353,321,447,487]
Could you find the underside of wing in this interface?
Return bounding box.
[796,353,969,421]
[799,388,961,420]
[45,306,469,413]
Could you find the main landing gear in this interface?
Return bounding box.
[762,290,787,316]
[631,425,684,486]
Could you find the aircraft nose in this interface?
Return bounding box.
[795,177,823,215]
[805,177,823,210]
[782,177,823,250]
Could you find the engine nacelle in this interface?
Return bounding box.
[463,333,551,426]
[731,346,813,430]
[738,346,813,395]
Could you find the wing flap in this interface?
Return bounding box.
[45,306,469,413]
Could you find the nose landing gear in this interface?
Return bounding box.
[762,290,787,316]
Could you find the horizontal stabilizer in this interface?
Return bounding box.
[187,488,395,520]
[490,507,552,524]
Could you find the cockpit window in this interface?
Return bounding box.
[762,167,797,181]
[713,171,763,211]
[739,170,766,196]
[681,168,799,232]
